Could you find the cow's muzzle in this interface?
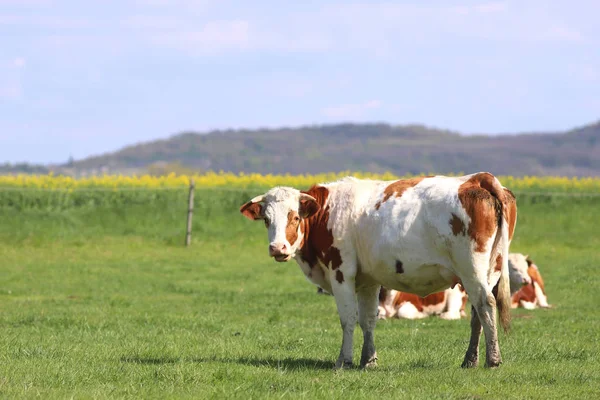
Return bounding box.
[269,243,292,262]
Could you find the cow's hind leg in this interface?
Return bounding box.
[462,281,502,368]
[461,305,482,368]
[330,269,358,369]
[357,284,379,368]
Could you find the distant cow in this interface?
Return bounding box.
[241,173,516,368]
[378,286,467,320]
[376,253,544,321]
[509,254,550,309]
[507,253,532,294]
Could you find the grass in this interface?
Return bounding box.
[0,191,599,399]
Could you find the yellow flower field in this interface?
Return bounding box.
[0,172,599,192]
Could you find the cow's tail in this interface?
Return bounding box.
[485,176,512,334]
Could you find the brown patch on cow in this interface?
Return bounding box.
[299,197,320,218]
[392,291,446,312]
[240,201,263,220]
[495,254,503,273]
[335,270,344,283]
[375,177,428,210]
[503,188,517,241]
[298,186,343,270]
[393,292,425,312]
[285,210,301,246]
[421,292,446,307]
[528,264,546,294]
[449,213,466,236]
[328,247,343,270]
[457,173,504,252]
[395,260,404,274]
[511,282,536,306]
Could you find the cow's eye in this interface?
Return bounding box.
[294,215,300,222]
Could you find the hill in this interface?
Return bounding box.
[64,121,600,176]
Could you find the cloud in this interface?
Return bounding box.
[322,100,383,119]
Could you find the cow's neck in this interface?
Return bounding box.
[298,185,332,268]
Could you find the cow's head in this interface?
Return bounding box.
[240,187,321,262]
[508,253,533,294]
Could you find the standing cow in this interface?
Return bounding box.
[240,173,517,368]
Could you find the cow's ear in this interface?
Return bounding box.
[240,201,263,221]
[299,198,320,219]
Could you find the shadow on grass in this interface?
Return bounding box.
[191,355,334,370]
[121,354,334,370]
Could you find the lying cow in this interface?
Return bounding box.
[241,173,517,368]
[378,285,468,320]
[509,254,550,309]
[377,252,544,320]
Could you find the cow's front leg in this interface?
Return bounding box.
[358,284,379,368]
[330,268,357,369]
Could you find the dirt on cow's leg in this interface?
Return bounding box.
[483,297,502,367]
[476,293,502,368]
[358,285,379,369]
[461,305,482,368]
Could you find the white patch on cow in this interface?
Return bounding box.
[508,253,532,294]
[440,286,466,320]
[378,289,398,319]
[396,302,427,319]
[520,300,536,310]
[261,187,304,258]
[294,255,331,293]
[533,281,550,308]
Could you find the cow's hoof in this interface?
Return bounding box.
[334,360,353,370]
[484,360,502,368]
[360,357,378,369]
[461,358,478,368]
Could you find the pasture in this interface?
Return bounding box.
[1,179,599,399]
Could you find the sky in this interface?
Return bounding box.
[1,0,599,164]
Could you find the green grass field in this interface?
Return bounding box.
[1,189,599,399]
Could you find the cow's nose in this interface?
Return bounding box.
[269,243,287,256]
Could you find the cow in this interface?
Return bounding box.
[378,285,468,320]
[240,173,517,369]
[509,254,551,309]
[376,252,542,321]
[508,253,532,294]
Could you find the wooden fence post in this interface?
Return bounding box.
[185,178,195,247]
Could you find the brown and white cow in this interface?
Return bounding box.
[240,173,516,368]
[377,253,545,320]
[507,253,532,294]
[509,254,551,309]
[378,285,468,320]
